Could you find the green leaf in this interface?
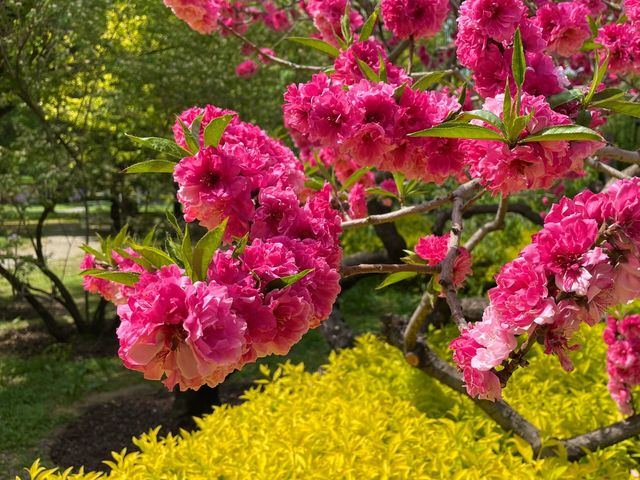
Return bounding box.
[113,225,129,248]
[376,271,417,289]
[125,134,190,159]
[192,218,228,281]
[393,82,408,102]
[503,80,513,130]
[142,225,157,246]
[356,58,380,82]
[80,269,140,287]
[378,52,387,83]
[305,178,324,191]
[286,37,340,57]
[413,71,449,91]
[178,118,199,154]
[80,244,107,262]
[341,166,373,191]
[365,187,398,198]
[548,89,583,108]
[264,269,314,293]
[165,210,184,239]
[181,225,193,277]
[522,125,604,143]
[113,248,154,271]
[511,28,526,89]
[232,233,250,259]
[190,114,204,148]
[595,99,640,118]
[409,123,507,141]
[123,160,176,174]
[457,110,505,131]
[509,111,535,142]
[359,7,379,41]
[584,51,609,105]
[130,245,176,268]
[590,88,625,104]
[341,2,352,44]
[203,114,236,148]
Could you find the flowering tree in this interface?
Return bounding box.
[80,0,640,462]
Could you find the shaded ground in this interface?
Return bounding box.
[48,380,252,473]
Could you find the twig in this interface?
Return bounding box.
[585,157,631,180]
[463,195,508,252]
[596,145,640,166]
[558,415,640,461]
[403,288,435,351]
[219,23,326,71]
[342,179,480,230]
[439,184,478,331]
[341,263,441,278]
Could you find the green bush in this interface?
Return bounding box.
[24,325,639,479]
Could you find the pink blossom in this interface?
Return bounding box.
[450,330,503,400]
[489,257,556,333]
[235,59,258,78]
[381,0,450,40]
[305,0,363,45]
[173,146,255,238]
[458,0,526,42]
[469,307,518,370]
[262,2,290,31]
[534,2,590,57]
[605,315,640,414]
[415,234,473,287]
[597,24,640,76]
[333,40,411,86]
[80,254,121,304]
[348,183,368,219]
[164,0,220,34]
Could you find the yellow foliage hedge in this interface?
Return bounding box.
[23,325,640,479]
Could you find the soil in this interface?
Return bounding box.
[48,380,252,473]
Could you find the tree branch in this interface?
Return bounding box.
[218,23,326,71]
[403,289,434,351]
[596,145,640,166]
[341,263,441,278]
[342,180,480,230]
[585,157,631,180]
[463,195,508,252]
[439,183,478,331]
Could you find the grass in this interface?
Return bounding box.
[0,344,143,475]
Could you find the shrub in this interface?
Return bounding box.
[24,325,639,479]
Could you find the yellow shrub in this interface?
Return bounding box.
[24,325,639,479]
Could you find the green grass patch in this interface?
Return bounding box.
[0,347,142,473]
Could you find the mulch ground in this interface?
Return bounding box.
[48,380,251,472]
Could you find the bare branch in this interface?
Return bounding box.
[439,184,478,331]
[403,289,434,351]
[596,146,640,166]
[558,415,640,461]
[585,157,631,180]
[463,195,508,252]
[218,23,326,71]
[342,179,480,230]
[341,263,440,278]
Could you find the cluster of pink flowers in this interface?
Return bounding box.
[596,23,640,76]
[302,0,363,46]
[456,0,567,97]
[604,315,640,414]
[451,179,640,401]
[81,249,146,305]
[283,54,468,185]
[117,184,341,390]
[84,106,342,391]
[172,104,304,239]
[415,234,473,287]
[380,0,449,40]
[163,0,291,35]
[533,1,590,57]
[465,93,603,195]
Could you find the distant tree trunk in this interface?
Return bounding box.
[173,386,221,429]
